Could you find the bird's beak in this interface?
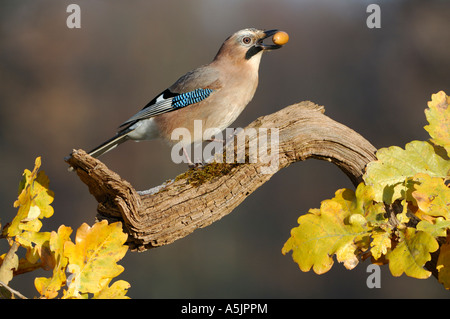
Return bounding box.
[255,29,283,51]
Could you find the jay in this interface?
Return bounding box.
[87,28,286,163]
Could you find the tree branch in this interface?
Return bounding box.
[65,101,377,252]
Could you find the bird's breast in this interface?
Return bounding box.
[154,75,258,145]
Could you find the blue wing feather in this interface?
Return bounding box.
[119,88,213,128]
[172,88,214,108]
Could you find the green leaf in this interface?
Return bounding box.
[417,218,450,238]
[386,228,439,279]
[364,141,450,203]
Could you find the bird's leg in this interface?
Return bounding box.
[183,146,205,169]
[183,146,196,168]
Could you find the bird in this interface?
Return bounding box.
[87,28,286,164]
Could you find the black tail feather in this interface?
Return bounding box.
[88,132,130,158]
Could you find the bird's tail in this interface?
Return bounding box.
[88,132,130,158]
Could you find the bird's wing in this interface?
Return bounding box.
[119,66,222,128]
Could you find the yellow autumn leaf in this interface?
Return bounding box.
[424,91,450,156]
[0,242,19,286]
[282,188,369,274]
[0,242,19,298]
[26,205,41,221]
[16,231,51,265]
[30,171,54,220]
[7,184,33,237]
[5,157,54,237]
[63,221,129,298]
[437,238,450,289]
[387,228,439,279]
[93,279,130,299]
[412,173,450,220]
[35,225,73,299]
[370,230,392,260]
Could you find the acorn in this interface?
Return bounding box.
[272,31,289,45]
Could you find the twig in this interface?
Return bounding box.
[0,280,28,299]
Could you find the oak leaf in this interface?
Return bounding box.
[387,228,439,279]
[417,218,450,238]
[5,157,54,237]
[63,221,129,298]
[370,230,392,260]
[424,91,450,156]
[437,238,450,289]
[93,279,131,299]
[0,243,19,298]
[412,173,450,220]
[282,188,369,274]
[34,225,73,299]
[364,141,450,204]
[0,242,19,285]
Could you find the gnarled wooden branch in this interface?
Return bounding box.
[66,101,377,252]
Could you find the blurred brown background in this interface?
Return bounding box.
[1,0,449,298]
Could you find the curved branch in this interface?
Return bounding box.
[65,101,377,251]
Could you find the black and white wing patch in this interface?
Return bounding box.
[119,88,213,128]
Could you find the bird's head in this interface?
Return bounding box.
[214,28,287,64]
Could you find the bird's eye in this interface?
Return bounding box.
[242,36,252,45]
